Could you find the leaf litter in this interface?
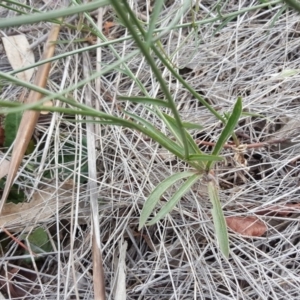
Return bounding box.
[1,1,300,299]
[0,181,74,232]
[1,35,35,83]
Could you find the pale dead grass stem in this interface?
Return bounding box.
[1,0,300,299]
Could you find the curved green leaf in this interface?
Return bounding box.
[145,0,165,47]
[147,173,201,226]
[207,180,229,258]
[159,112,202,155]
[139,171,196,230]
[207,97,242,170]
[124,110,184,158]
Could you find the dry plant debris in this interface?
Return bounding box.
[0,181,74,232]
[226,216,267,237]
[1,35,34,83]
[0,22,61,212]
[1,1,300,299]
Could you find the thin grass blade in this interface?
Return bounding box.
[283,0,300,12]
[145,0,164,47]
[139,171,196,230]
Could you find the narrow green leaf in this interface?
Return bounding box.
[0,100,142,131]
[2,99,184,160]
[207,180,229,258]
[160,112,201,154]
[155,112,206,170]
[181,121,203,130]
[267,5,286,31]
[139,171,196,230]
[118,95,170,107]
[72,118,138,128]
[0,0,110,29]
[188,154,223,162]
[213,16,236,35]
[111,0,190,158]
[147,173,201,225]
[124,110,184,158]
[145,0,164,46]
[159,112,184,146]
[207,97,242,170]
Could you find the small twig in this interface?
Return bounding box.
[1,227,37,257]
[196,138,292,150]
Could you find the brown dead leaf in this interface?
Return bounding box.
[226,216,267,237]
[0,181,74,232]
[256,204,300,217]
[2,35,35,82]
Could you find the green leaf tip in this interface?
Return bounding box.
[146,173,201,226]
[207,180,230,258]
[207,97,242,170]
[138,171,196,230]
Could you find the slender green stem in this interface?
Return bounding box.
[111,0,190,159]
[169,0,282,30]
[1,0,41,13]
[0,49,139,113]
[151,45,225,123]
[79,3,148,95]
[1,0,282,78]
[6,36,132,78]
[0,0,110,28]
[0,100,187,159]
[0,0,282,30]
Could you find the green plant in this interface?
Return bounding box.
[0,0,280,259]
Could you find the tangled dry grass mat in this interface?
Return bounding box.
[1,1,300,299]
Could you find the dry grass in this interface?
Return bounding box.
[1,0,300,299]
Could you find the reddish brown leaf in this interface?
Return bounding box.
[256,204,300,217]
[226,216,267,237]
